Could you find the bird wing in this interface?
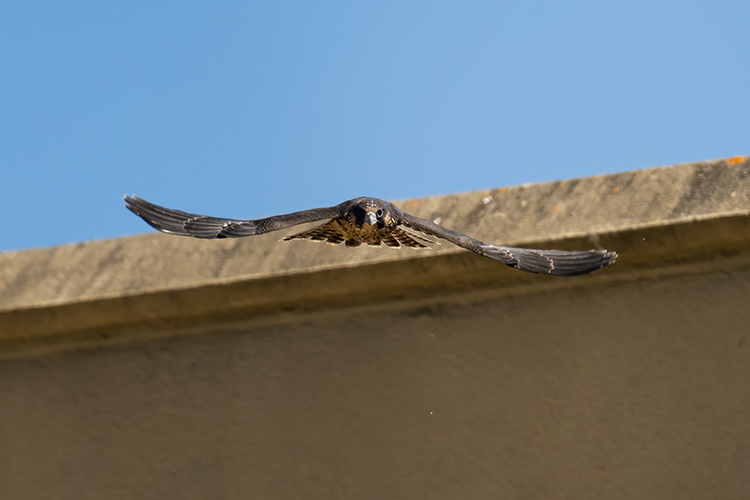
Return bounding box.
[283,220,347,245]
[399,212,616,276]
[124,195,342,239]
[389,227,435,248]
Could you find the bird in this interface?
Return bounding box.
[124,195,616,276]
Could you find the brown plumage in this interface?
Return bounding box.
[125,195,617,276]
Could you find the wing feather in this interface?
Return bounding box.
[283,220,347,245]
[390,227,434,249]
[400,213,616,276]
[124,195,342,239]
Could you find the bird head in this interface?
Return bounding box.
[349,198,390,227]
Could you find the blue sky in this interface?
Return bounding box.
[2,1,748,252]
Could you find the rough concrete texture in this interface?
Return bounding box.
[0,157,749,499]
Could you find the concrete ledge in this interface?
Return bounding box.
[1,156,749,350]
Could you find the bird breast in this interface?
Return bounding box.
[339,217,392,246]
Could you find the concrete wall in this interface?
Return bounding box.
[1,157,749,499]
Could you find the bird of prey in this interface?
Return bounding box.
[124,195,616,276]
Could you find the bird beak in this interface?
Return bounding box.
[365,211,377,226]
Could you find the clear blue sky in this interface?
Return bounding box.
[2,1,748,252]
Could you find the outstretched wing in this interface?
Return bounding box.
[124,195,342,239]
[475,245,617,276]
[399,212,616,276]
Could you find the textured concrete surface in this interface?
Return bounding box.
[1,266,749,499]
[0,157,749,499]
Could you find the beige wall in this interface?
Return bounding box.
[1,158,749,499]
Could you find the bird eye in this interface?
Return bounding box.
[376,209,384,217]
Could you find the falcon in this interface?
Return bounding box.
[124,195,616,276]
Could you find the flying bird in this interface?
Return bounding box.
[124,195,616,276]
